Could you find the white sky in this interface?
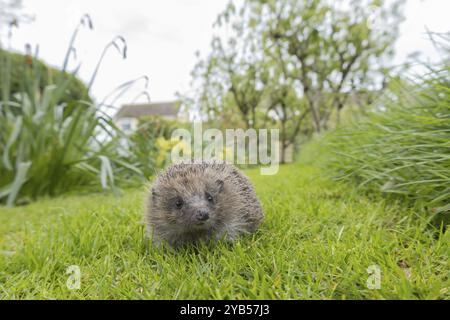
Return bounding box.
[4,0,450,110]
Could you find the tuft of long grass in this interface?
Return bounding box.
[321,61,450,215]
[0,83,145,206]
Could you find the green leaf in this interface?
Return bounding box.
[6,161,32,206]
[3,116,22,171]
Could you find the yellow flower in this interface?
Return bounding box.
[155,137,191,167]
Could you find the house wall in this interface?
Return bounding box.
[116,117,139,134]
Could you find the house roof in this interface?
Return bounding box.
[115,101,180,119]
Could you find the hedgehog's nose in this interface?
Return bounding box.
[196,210,209,221]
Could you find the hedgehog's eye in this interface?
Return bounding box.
[175,198,184,209]
[206,192,214,203]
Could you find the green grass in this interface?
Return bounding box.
[0,163,448,299]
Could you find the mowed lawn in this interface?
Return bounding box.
[0,164,448,299]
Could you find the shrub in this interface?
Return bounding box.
[0,49,92,109]
[322,61,450,215]
[0,17,146,206]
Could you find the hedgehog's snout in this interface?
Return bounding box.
[195,209,209,222]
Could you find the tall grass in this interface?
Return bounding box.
[0,16,147,206]
[322,57,449,214]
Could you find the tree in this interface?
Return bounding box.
[256,41,312,163]
[191,38,264,129]
[251,0,405,132]
[264,84,312,162]
[185,0,405,161]
[190,3,268,130]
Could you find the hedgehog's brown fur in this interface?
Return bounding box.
[145,162,264,247]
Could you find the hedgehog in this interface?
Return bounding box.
[145,161,264,248]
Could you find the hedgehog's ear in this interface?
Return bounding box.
[215,179,224,193]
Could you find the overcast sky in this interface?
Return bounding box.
[5,0,450,109]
